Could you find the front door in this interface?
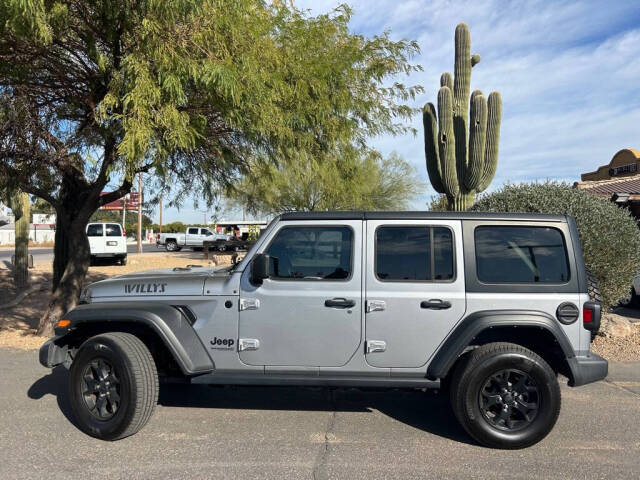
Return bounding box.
[239,221,362,367]
[364,220,466,368]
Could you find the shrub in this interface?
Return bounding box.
[472,182,640,308]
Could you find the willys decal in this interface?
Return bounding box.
[124,283,168,294]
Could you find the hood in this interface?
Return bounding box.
[88,266,227,298]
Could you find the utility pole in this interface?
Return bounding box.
[122,196,126,228]
[159,194,163,233]
[137,173,143,254]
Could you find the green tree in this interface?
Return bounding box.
[0,0,421,334]
[231,150,424,214]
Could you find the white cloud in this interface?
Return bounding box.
[299,0,640,204]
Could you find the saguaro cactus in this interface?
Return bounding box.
[423,23,502,211]
[9,191,30,287]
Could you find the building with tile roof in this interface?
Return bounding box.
[576,148,640,220]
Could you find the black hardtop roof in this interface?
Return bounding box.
[278,211,568,222]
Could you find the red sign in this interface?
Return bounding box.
[100,192,141,211]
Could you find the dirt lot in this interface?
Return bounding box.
[0,252,235,349]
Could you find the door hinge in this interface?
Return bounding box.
[366,300,386,313]
[366,340,387,354]
[238,338,260,351]
[239,298,260,311]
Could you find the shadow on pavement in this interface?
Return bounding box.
[26,370,474,445]
[159,383,474,445]
[27,366,80,429]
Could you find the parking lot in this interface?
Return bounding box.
[0,349,637,479]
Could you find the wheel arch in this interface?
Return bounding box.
[427,310,576,384]
[49,302,214,376]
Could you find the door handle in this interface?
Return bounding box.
[420,299,451,310]
[325,298,356,308]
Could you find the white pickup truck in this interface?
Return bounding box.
[156,227,231,252]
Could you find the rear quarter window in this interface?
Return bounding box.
[474,226,570,283]
[105,224,122,237]
[86,224,103,237]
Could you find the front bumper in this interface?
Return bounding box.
[569,353,608,386]
[39,337,69,368]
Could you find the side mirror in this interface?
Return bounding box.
[251,253,270,284]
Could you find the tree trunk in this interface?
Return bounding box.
[37,202,93,336]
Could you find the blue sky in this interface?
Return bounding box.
[162,0,640,223]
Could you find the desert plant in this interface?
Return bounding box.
[423,23,502,211]
[472,182,640,308]
[8,190,30,288]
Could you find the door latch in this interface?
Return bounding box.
[366,300,386,313]
[238,338,260,351]
[366,340,387,354]
[239,298,260,311]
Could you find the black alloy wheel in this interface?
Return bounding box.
[478,369,540,431]
[81,358,121,420]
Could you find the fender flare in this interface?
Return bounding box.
[426,310,575,380]
[55,302,214,375]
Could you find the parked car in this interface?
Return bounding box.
[156,227,231,251]
[204,236,255,252]
[620,275,640,307]
[41,211,606,448]
[86,222,127,265]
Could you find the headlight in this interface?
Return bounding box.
[79,287,92,304]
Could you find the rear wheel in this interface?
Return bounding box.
[165,240,178,252]
[120,256,127,266]
[450,342,560,449]
[69,332,158,440]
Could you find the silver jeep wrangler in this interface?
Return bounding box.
[40,211,607,448]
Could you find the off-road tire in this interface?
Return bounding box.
[165,240,178,252]
[69,332,159,440]
[585,269,602,339]
[450,342,561,449]
[586,268,602,304]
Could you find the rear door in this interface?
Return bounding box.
[364,219,466,368]
[104,224,125,254]
[86,223,104,254]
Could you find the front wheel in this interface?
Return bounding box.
[450,342,560,449]
[69,332,159,440]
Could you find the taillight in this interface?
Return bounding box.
[582,302,601,331]
[122,229,126,236]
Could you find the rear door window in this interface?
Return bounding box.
[86,224,103,237]
[474,226,570,283]
[187,227,199,235]
[375,226,454,281]
[105,224,122,237]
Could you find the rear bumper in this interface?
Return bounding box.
[39,337,69,368]
[568,353,608,386]
[92,253,127,258]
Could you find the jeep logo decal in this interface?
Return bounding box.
[210,337,235,350]
[124,283,168,294]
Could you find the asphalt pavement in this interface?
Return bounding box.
[0,244,165,267]
[1,348,639,479]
